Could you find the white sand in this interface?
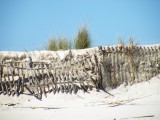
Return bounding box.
[0,47,97,62]
[0,75,160,120]
[0,48,160,120]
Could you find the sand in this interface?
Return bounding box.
[0,75,160,120]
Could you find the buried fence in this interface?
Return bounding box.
[0,50,101,99]
[0,45,160,99]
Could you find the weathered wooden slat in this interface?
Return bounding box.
[32,65,42,100]
[78,71,87,93]
[68,72,73,94]
[16,78,21,96]
[120,48,125,84]
[115,47,120,85]
[53,71,57,94]
[44,76,50,93]
[68,84,72,94]
[44,64,53,93]
[4,75,9,95]
[10,65,18,96]
[60,84,64,93]
[27,61,39,97]
[38,64,47,98]
[60,72,67,93]
[43,78,47,97]
[6,65,12,95]
[40,65,47,98]
[24,85,33,95]
[0,68,5,95]
[20,63,25,94]
[73,84,78,94]
[25,64,35,95]
[64,73,69,94]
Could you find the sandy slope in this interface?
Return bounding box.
[0,75,160,120]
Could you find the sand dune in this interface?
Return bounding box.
[0,75,160,120]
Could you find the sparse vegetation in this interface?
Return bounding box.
[45,37,70,51]
[47,38,58,51]
[57,37,70,50]
[118,37,139,84]
[118,37,138,49]
[45,26,92,51]
[74,26,91,49]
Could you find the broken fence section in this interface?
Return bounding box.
[0,50,101,99]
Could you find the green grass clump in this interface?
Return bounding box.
[74,26,91,49]
[46,37,70,51]
[47,38,58,51]
[58,37,70,50]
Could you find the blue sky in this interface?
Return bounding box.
[0,0,160,51]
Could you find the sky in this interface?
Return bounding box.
[0,0,160,51]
